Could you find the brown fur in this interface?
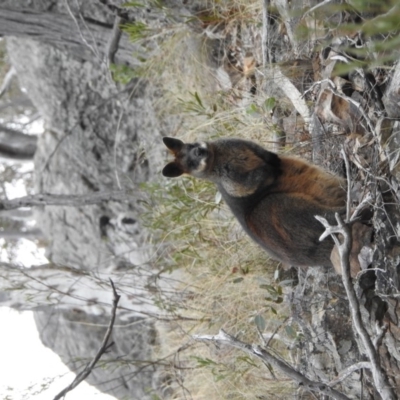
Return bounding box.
[162,137,346,268]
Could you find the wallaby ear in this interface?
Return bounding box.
[163,137,184,154]
[162,162,184,177]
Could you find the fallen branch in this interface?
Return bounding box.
[316,213,396,400]
[193,329,351,400]
[53,279,120,400]
[0,191,131,210]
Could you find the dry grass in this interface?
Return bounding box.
[143,175,298,399]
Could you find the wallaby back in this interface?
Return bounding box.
[162,136,346,268]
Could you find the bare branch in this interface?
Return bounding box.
[315,214,342,245]
[316,214,396,400]
[64,0,102,63]
[0,191,131,210]
[373,322,389,350]
[341,148,351,222]
[350,193,374,222]
[0,66,16,98]
[53,280,120,400]
[328,362,371,386]
[194,329,351,400]
[327,86,377,138]
[302,0,333,20]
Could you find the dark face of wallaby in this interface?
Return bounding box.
[162,136,346,268]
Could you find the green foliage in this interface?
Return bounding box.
[254,314,266,331]
[141,178,219,240]
[141,156,292,398]
[110,63,141,84]
[123,0,163,8]
[302,0,400,69]
[121,21,150,42]
[246,97,276,116]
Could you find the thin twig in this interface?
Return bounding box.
[302,0,333,20]
[264,316,289,347]
[194,329,351,400]
[328,362,371,386]
[341,148,352,222]
[64,0,102,63]
[350,193,374,223]
[327,86,377,138]
[0,66,16,99]
[53,280,120,400]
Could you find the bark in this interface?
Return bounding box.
[0,124,37,160]
[0,5,141,66]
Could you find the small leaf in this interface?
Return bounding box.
[266,362,274,374]
[285,325,297,338]
[237,356,258,368]
[246,103,259,115]
[274,269,280,281]
[240,266,250,275]
[232,277,244,284]
[259,284,274,291]
[264,97,276,112]
[254,314,266,331]
[194,92,204,108]
[279,279,295,286]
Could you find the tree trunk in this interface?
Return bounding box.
[0,124,37,160]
